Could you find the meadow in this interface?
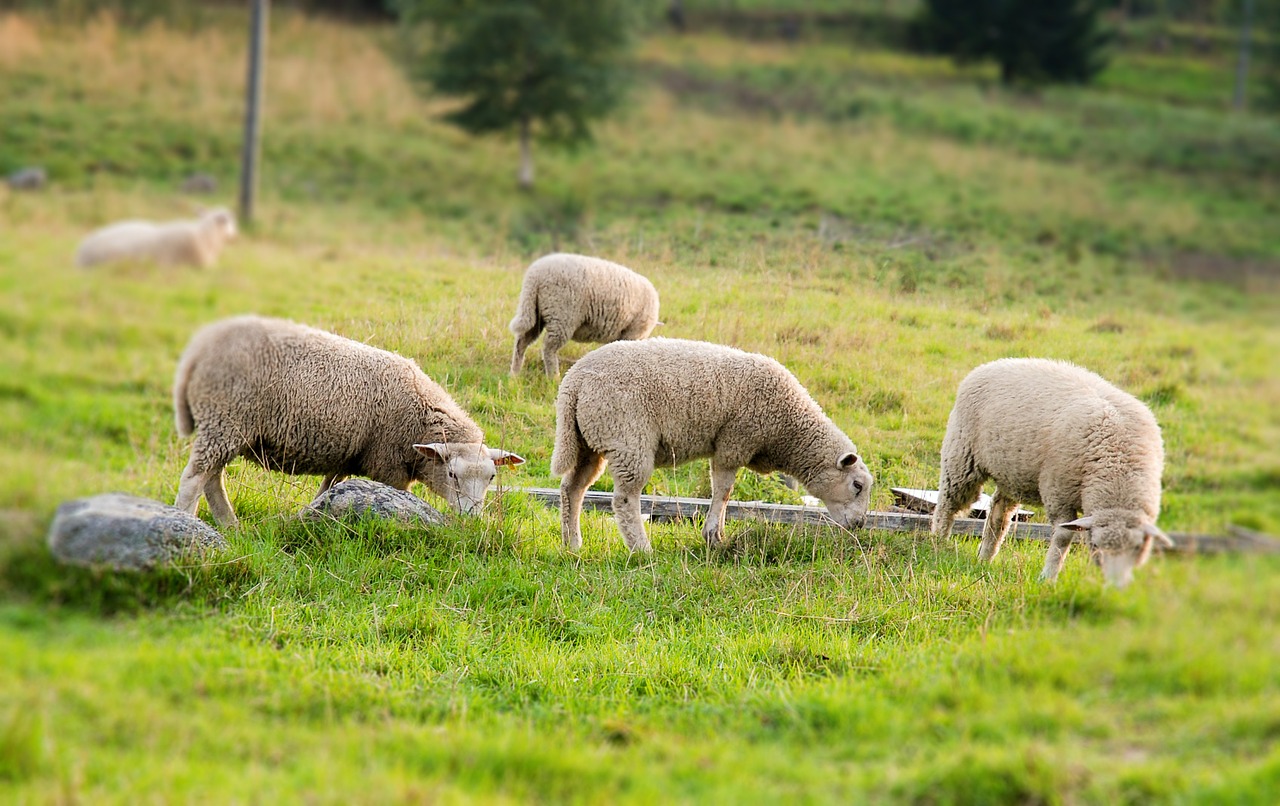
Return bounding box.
[1,8,1279,802]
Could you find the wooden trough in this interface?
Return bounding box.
[514,487,1280,556]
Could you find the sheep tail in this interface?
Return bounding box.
[173,350,197,438]
[508,278,539,336]
[549,373,582,478]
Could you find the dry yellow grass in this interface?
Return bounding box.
[0,12,43,67]
[0,10,429,128]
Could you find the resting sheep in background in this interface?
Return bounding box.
[173,315,524,528]
[76,207,237,268]
[551,338,874,552]
[932,358,1172,588]
[509,253,660,377]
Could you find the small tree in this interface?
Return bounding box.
[916,0,1112,86]
[397,0,641,189]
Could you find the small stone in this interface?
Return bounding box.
[302,479,445,526]
[180,173,217,194]
[7,166,46,190]
[48,493,227,571]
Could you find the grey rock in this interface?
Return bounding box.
[302,479,445,526]
[180,172,218,194]
[48,493,227,571]
[7,166,46,190]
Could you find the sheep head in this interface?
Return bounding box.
[808,451,874,531]
[1062,511,1173,588]
[413,443,525,515]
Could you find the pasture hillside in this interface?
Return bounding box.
[1,9,1278,802]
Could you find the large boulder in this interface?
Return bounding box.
[48,494,227,570]
[302,479,445,526]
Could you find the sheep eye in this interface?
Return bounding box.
[853,481,864,495]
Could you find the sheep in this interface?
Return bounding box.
[75,207,237,269]
[509,253,660,377]
[931,358,1172,588]
[551,337,874,552]
[173,315,525,528]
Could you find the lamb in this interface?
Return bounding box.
[509,253,660,377]
[931,358,1172,588]
[76,207,237,268]
[173,315,524,528]
[551,338,874,552]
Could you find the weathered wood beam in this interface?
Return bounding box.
[512,487,1280,556]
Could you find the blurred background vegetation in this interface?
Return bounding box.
[1,2,1278,801]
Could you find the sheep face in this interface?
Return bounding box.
[1062,510,1173,588]
[808,452,874,530]
[204,208,237,239]
[414,443,525,515]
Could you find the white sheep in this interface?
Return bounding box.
[932,358,1172,588]
[551,338,874,552]
[173,315,524,528]
[76,207,237,268]
[509,253,660,377]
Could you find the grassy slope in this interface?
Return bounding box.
[1,9,1278,802]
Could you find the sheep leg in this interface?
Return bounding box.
[612,484,651,552]
[933,450,985,541]
[202,469,239,528]
[977,490,1018,562]
[540,323,571,377]
[610,456,653,553]
[510,328,540,375]
[559,452,606,552]
[175,458,206,515]
[318,474,346,495]
[1039,509,1081,582]
[931,500,960,541]
[703,465,738,547]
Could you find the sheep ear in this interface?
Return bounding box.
[838,452,859,469]
[489,449,526,467]
[1142,522,1174,548]
[1060,516,1096,532]
[414,443,449,462]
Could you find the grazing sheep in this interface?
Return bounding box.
[551,338,874,552]
[173,315,524,528]
[931,358,1171,588]
[509,253,660,377]
[76,207,237,268]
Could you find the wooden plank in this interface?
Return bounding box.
[511,487,1280,556]
[890,487,1034,522]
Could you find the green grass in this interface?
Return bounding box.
[1,8,1278,802]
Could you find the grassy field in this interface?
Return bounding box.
[2,8,1279,802]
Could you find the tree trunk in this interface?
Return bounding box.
[999,58,1015,86]
[238,0,269,229]
[517,116,534,190]
[1234,0,1256,111]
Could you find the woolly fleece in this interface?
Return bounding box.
[76,207,237,268]
[932,357,1168,587]
[509,253,660,376]
[173,315,521,527]
[552,337,873,552]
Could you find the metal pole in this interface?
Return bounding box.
[239,0,268,227]
[1233,0,1255,111]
